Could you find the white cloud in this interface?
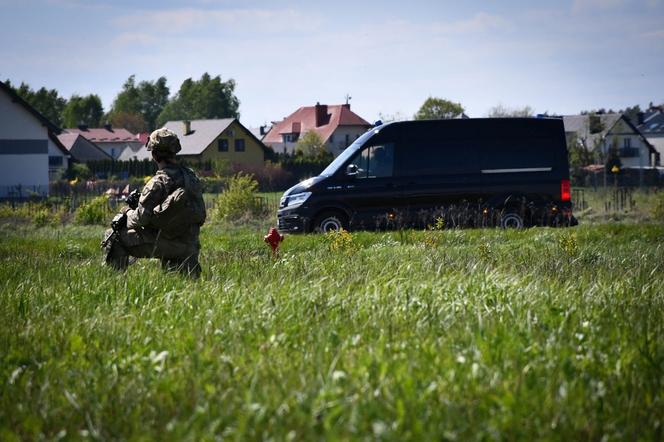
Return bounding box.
[434,12,513,34]
[112,8,322,35]
[640,29,664,38]
[572,0,627,14]
[110,32,159,49]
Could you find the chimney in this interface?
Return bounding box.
[637,112,645,125]
[77,123,88,131]
[342,103,350,110]
[259,125,267,136]
[315,102,328,127]
[104,123,112,131]
[183,120,191,135]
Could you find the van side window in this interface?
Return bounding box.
[480,137,555,170]
[399,138,478,176]
[349,144,395,179]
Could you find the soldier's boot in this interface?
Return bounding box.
[105,240,129,271]
[161,257,201,279]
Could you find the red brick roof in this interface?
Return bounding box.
[264,104,371,144]
[66,126,140,143]
[137,132,149,145]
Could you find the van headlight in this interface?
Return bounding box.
[283,192,311,208]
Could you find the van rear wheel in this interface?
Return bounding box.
[500,211,524,229]
[313,210,348,233]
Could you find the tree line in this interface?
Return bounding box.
[4,73,240,133]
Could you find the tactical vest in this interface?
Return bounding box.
[151,167,206,237]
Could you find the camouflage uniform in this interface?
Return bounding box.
[105,128,204,277]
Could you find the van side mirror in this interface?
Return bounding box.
[346,164,358,176]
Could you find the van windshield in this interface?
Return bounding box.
[319,129,377,176]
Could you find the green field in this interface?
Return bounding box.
[1,219,663,440]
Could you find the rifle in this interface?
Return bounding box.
[101,189,140,249]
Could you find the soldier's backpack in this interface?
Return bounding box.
[151,167,206,237]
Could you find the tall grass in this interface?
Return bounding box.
[1,222,663,439]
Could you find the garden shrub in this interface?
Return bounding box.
[74,195,111,225]
[652,191,664,222]
[324,229,357,253]
[231,162,293,191]
[213,173,266,222]
[33,209,59,228]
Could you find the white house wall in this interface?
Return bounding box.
[0,92,46,137]
[326,126,370,156]
[0,154,49,197]
[0,89,50,197]
[646,137,664,165]
[48,137,69,180]
[599,120,654,168]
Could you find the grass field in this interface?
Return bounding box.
[1,219,663,440]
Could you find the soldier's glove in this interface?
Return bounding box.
[126,189,140,210]
[111,212,127,231]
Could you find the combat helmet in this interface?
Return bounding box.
[146,128,182,154]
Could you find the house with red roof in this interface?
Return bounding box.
[65,124,143,160]
[263,103,372,156]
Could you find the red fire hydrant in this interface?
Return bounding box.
[264,227,284,256]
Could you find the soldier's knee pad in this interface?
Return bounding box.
[105,240,129,271]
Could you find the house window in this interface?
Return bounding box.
[235,139,245,152]
[49,156,63,167]
[623,138,631,148]
[218,139,229,152]
[283,134,299,143]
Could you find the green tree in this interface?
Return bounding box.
[414,97,464,120]
[109,75,169,131]
[108,111,147,134]
[6,80,67,126]
[62,94,104,128]
[589,114,604,134]
[295,130,328,158]
[567,133,595,182]
[621,104,642,126]
[487,104,534,118]
[157,73,239,127]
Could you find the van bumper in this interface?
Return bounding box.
[277,210,308,233]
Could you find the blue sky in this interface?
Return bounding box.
[1,0,663,127]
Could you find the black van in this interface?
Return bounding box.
[277,118,576,232]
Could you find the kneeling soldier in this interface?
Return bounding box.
[103,128,206,278]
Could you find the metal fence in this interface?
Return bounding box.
[1,191,282,219]
[0,185,49,200]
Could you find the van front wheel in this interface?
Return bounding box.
[313,211,348,233]
[500,212,524,229]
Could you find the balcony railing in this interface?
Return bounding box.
[619,148,639,158]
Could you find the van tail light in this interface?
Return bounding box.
[561,179,571,202]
